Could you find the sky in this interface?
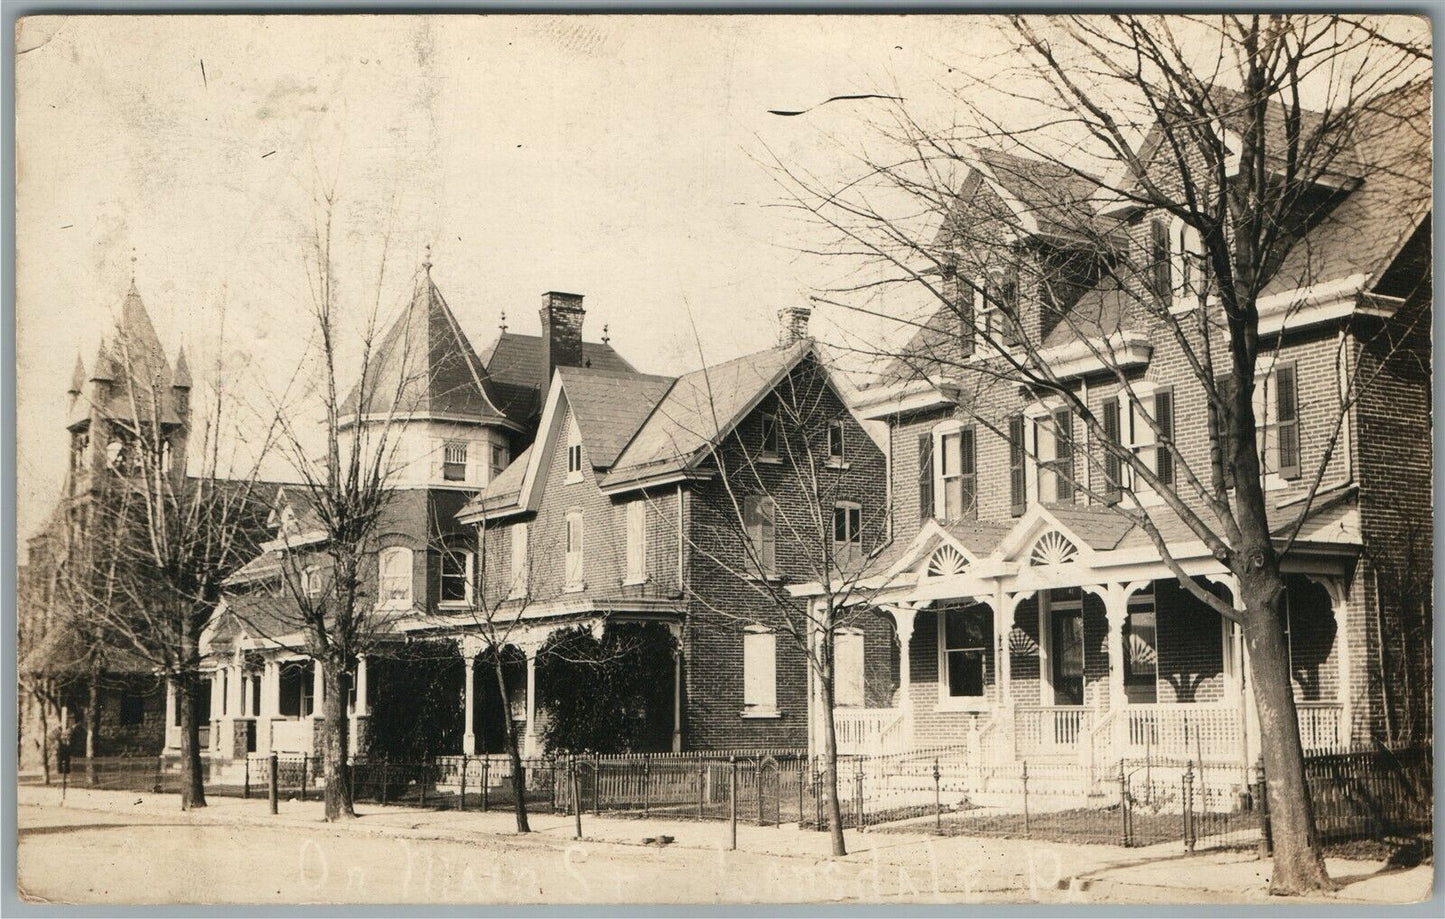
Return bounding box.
[16,14,1002,544]
[14,14,1427,546]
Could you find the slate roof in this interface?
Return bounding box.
[480,332,638,425]
[340,274,507,425]
[606,341,813,485]
[556,366,676,468]
[69,284,184,429]
[476,444,529,509]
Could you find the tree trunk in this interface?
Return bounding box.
[36,692,51,786]
[321,657,355,821]
[819,671,846,857]
[492,656,531,833]
[1240,570,1334,895]
[176,675,207,810]
[85,661,101,786]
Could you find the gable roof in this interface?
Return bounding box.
[340,273,509,427]
[556,366,676,468]
[479,332,638,426]
[604,340,814,487]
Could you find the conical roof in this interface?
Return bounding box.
[340,271,507,426]
[70,285,181,428]
[68,354,86,395]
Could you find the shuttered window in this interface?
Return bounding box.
[1008,414,1027,516]
[625,500,647,584]
[1150,217,1172,301]
[745,496,777,578]
[509,522,529,598]
[917,433,934,523]
[1051,408,1075,503]
[743,628,777,712]
[834,630,865,708]
[564,511,584,590]
[939,427,977,520]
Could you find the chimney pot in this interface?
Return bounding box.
[777,305,813,346]
[540,291,586,383]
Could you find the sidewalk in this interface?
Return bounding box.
[18,784,1432,904]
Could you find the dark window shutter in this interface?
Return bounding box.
[917,433,934,522]
[1102,397,1122,503]
[1053,408,1075,503]
[1276,365,1300,479]
[1154,388,1175,487]
[1008,414,1027,516]
[960,426,977,518]
[1214,375,1237,488]
[1150,217,1172,301]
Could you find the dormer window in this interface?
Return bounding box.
[443,441,468,482]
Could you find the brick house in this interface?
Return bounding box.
[197,272,640,761]
[806,79,1431,787]
[454,307,891,754]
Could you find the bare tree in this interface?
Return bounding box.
[60,320,280,810]
[657,341,896,856]
[770,14,1429,892]
[258,190,420,822]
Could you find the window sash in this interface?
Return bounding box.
[832,503,861,547]
[761,413,780,456]
[943,608,990,699]
[747,496,777,576]
[567,444,584,474]
[827,421,845,460]
[440,549,471,603]
[565,515,584,587]
[379,548,412,602]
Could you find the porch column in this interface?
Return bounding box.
[671,639,683,754]
[311,660,325,718]
[164,678,178,750]
[886,605,918,750]
[522,648,539,758]
[1313,576,1353,748]
[1088,581,1147,763]
[228,664,243,720]
[354,655,369,716]
[460,638,481,755]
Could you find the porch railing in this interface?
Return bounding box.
[1014,705,1092,755]
[1297,701,1345,752]
[1123,704,1240,761]
[834,708,905,756]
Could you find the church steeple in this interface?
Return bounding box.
[68,353,86,400]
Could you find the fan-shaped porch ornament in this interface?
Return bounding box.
[1008,624,1040,657]
[1127,633,1158,668]
[924,543,970,579]
[1028,530,1079,567]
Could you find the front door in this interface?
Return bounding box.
[1051,607,1085,706]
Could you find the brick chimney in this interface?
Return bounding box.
[777,305,812,346]
[539,291,586,382]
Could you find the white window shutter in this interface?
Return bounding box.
[743,630,776,710]
[835,631,865,708]
[626,501,646,583]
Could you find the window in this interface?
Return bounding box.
[71,431,89,472]
[378,546,413,605]
[625,500,647,584]
[1154,388,1175,487]
[509,522,529,598]
[302,565,323,599]
[119,692,146,726]
[826,420,846,463]
[832,502,862,551]
[760,413,780,458]
[1257,364,1301,480]
[564,510,584,590]
[938,426,977,521]
[440,546,473,604]
[566,419,584,483]
[219,670,228,716]
[942,607,990,699]
[1149,217,1172,302]
[1008,414,1027,516]
[1123,586,1158,703]
[490,444,508,481]
[742,627,778,713]
[442,442,468,482]
[1037,409,1074,504]
[278,661,313,717]
[917,433,934,523]
[745,496,778,578]
[1170,218,1206,310]
[834,630,865,708]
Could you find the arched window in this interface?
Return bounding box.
[378,546,413,605]
[302,565,323,599]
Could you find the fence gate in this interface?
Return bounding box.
[755,756,783,826]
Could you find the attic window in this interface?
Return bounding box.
[443,442,468,482]
[760,413,780,459]
[566,419,584,483]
